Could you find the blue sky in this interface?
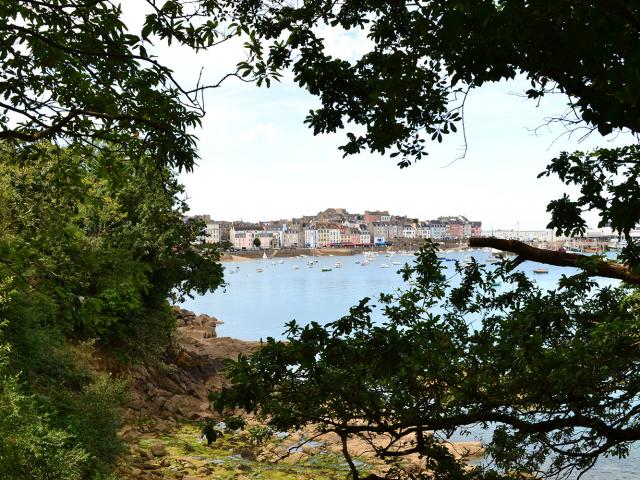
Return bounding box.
[124,5,631,230]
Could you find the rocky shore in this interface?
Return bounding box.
[116,308,484,479]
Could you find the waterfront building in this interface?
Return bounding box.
[339,226,355,244]
[373,235,386,245]
[230,225,276,250]
[369,222,387,241]
[386,224,400,239]
[317,223,341,246]
[402,225,417,239]
[358,230,372,245]
[470,221,482,237]
[204,221,221,243]
[416,223,431,239]
[429,221,447,240]
[304,227,318,248]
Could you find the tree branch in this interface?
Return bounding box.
[468,237,640,284]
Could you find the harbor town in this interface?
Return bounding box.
[190,207,637,257]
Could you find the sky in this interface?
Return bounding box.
[124,4,632,231]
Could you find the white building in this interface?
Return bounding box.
[402,225,416,239]
[304,228,317,248]
[429,221,447,240]
[203,222,220,243]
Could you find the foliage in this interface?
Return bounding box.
[0,141,224,356]
[0,277,126,480]
[214,244,640,479]
[0,140,224,478]
[199,3,640,478]
[224,415,247,432]
[211,1,640,165]
[539,145,640,268]
[202,418,222,445]
[0,1,208,170]
[253,237,262,249]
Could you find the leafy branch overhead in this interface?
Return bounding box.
[221,1,640,166]
[0,0,278,171]
[213,244,640,479]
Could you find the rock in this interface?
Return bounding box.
[150,443,167,457]
[154,419,172,434]
[138,449,151,460]
[129,467,143,477]
[118,426,140,442]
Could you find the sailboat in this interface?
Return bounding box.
[262,251,268,259]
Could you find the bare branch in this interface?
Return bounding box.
[468,237,640,284]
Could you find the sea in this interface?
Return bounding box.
[181,249,639,479]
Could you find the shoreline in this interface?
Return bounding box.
[220,244,472,262]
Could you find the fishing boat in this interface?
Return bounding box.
[533,268,549,274]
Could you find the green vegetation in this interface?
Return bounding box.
[215,244,640,479]
[0,141,224,479]
[128,421,377,480]
[208,2,640,479]
[1,3,229,477]
[2,1,640,479]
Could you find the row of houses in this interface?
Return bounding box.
[190,211,482,249]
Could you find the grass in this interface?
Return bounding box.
[128,421,377,479]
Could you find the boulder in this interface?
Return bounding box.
[150,443,167,457]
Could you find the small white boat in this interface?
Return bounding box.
[293,265,300,270]
[392,261,401,265]
[262,252,268,259]
[271,261,276,265]
[278,260,284,264]
[256,268,263,273]
[355,260,360,264]
[380,264,390,268]
[361,260,369,266]
[533,268,549,274]
[334,262,342,268]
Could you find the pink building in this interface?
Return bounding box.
[230,226,276,249]
[470,222,482,237]
[446,222,464,239]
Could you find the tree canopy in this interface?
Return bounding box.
[208,1,640,479]
[3,1,640,479]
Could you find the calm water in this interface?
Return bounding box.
[181,249,637,478]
